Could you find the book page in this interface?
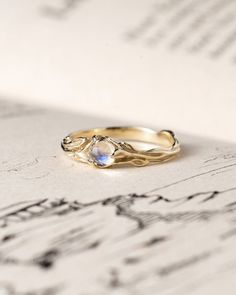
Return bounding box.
[0,0,235,141]
[0,99,236,294]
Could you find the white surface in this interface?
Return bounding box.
[0,99,236,294]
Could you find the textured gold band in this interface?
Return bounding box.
[61,127,180,168]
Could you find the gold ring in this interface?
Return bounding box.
[61,127,180,168]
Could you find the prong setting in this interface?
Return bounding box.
[89,136,116,168]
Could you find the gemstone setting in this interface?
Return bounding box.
[90,138,116,167]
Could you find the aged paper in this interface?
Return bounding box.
[0,99,236,294]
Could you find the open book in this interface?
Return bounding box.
[0,1,236,294]
[0,99,236,295]
[0,0,235,141]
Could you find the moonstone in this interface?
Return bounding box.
[90,140,115,167]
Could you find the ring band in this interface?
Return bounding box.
[61,127,180,168]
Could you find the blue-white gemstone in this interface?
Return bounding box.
[90,140,115,167]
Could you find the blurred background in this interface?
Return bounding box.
[0,0,235,142]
